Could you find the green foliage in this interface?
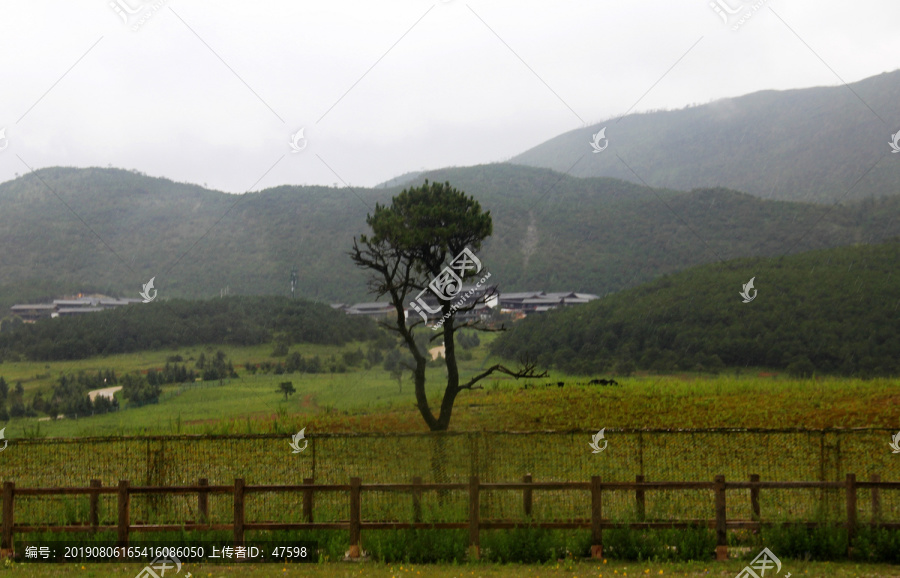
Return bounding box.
[760,524,848,560]
[480,528,589,563]
[4,166,900,312]
[603,526,715,561]
[278,381,296,400]
[200,350,238,381]
[382,348,414,392]
[456,331,480,350]
[50,370,120,417]
[353,179,504,431]
[363,529,467,563]
[147,363,196,385]
[271,340,289,357]
[786,355,816,378]
[854,527,900,563]
[363,180,492,276]
[0,295,376,362]
[492,240,900,377]
[121,373,161,407]
[341,347,364,367]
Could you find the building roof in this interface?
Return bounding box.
[10,304,57,311]
[56,307,105,314]
[98,299,134,306]
[543,291,578,299]
[348,302,393,311]
[522,297,563,305]
[499,291,543,300]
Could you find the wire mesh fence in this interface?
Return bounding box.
[4,428,899,527]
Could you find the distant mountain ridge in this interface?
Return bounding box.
[1,165,899,309]
[512,69,900,203]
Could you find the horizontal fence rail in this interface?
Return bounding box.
[0,473,896,560]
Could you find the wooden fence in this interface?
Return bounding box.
[1,474,895,561]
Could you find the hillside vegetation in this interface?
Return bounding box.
[2,166,900,306]
[0,296,377,361]
[491,240,900,378]
[513,69,900,203]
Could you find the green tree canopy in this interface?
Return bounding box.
[351,180,544,431]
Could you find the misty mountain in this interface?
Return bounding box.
[1,165,899,309]
[512,69,900,203]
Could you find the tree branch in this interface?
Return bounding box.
[458,360,548,390]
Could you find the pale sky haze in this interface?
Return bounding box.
[1,0,898,193]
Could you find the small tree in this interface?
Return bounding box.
[383,348,413,394]
[351,180,545,431]
[278,381,296,401]
[122,373,161,407]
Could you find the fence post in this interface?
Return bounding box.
[714,475,727,561]
[233,478,245,546]
[635,475,645,522]
[311,437,316,482]
[749,474,760,530]
[412,476,422,524]
[638,431,644,478]
[198,478,209,524]
[870,474,881,523]
[303,478,314,524]
[117,480,130,553]
[1,482,13,557]
[591,476,603,559]
[349,477,361,558]
[468,475,480,560]
[89,480,101,531]
[846,473,856,558]
[523,474,533,519]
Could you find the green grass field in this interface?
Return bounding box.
[3,335,899,438]
[4,342,900,569]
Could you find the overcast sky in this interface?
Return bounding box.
[1,0,898,193]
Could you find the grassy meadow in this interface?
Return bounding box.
[4,338,900,569]
[1,334,899,438]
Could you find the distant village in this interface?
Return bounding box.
[9,287,599,324]
[331,285,599,322]
[9,294,143,322]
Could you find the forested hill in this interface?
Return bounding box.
[512,69,900,203]
[491,240,900,378]
[2,165,900,307]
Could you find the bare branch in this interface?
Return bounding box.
[458,361,548,390]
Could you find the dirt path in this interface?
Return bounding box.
[429,345,445,360]
[88,385,122,401]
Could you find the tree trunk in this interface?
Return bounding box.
[413,359,440,431]
[430,432,452,502]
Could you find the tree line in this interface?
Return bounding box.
[0,296,377,362]
[491,240,900,378]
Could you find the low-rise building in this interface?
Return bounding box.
[334,286,595,323]
[499,290,599,313]
[9,294,139,322]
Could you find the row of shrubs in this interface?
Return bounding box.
[352,525,900,564]
[25,525,900,564]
